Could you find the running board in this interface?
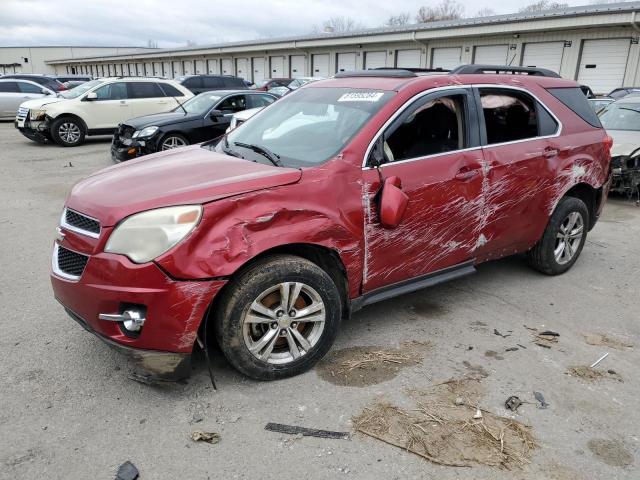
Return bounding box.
[351,260,476,313]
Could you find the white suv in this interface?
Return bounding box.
[15,77,193,146]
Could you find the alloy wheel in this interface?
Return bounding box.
[161,136,187,150]
[59,123,81,144]
[554,211,584,264]
[242,282,326,365]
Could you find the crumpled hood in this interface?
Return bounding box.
[65,145,302,227]
[609,130,640,157]
[19,96,66,110]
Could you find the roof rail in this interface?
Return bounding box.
[334,69,417,78]
[450,64,561,78]
[374,67,450,74]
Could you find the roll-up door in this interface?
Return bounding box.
[431,47,462,70]
[172,61,182,77]
[195,60,205,74]
[474,45,509,64]
[396,49,421,68]
[236,58,249,80]
[270,56,285,77]
[162,61,171,78]
[336,52,357,72]
[206,59,218,75]
[144,62,152,76]
[577,39,630,94]
[521,42,564,74]
[221,58,233,75]
[312,54,329,76]
[252,58,265,83]
[290,55,305,77]
[364,51,386,69]
[183,60,194,75]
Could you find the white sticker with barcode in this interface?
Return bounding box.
[337,92,384,102]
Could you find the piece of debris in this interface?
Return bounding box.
[454,397,464,406]
[115,461,139,480]
[190,431,220,445]
[539,331,559,337]
[527,327,559,348]
[63,161,74,168]
[533,391,548,409]
[583,333,633,350]
[590,352,609,368]
[566,366,622,382]
[265,422,350,440]
[127,372,155,385]
[494,329,512,338]
[353,380,537,469]
[517,344,527,349]
[505,396,523,412]
[505,347,519,352]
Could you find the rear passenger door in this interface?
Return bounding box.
[362,88,485,291]
[127,81,171,117]
[473,86,560,258]
[0,81,23,118]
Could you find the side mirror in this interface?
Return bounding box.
[379,176,409,229]
[209,109,223,121]
[84,91,98,101]
[41,88,50,95]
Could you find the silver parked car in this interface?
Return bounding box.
[0,78,55,120]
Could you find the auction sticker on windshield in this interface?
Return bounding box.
[337,92,385,102]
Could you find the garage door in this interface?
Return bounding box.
[474,45,509,65]
[144,62,152,76]
[219,59,231,75]
[431,47,462,70]
[172,61,182,77]
[364,51,386,69]
[270,56,285,77]
[577,39,630,95]
[206,59,218,75]
[396,49,421,68]
[236,58,249,80]
[312,54,330,76]
[337,52,357,72]
[183,60,194,75]
[136,63,144,76]
[252,57,265,83]
[290,55,305,77]
[195,60,205,74]
[521,42,564,74]
[152,62,161,76]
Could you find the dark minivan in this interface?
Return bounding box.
[176,75,247,94]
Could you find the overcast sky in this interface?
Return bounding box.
[0,0,616,48]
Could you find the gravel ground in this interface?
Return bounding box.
[1,122,638,479]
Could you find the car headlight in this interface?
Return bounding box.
[132,126,159,138]
[105,205,202,263]
[31,109,47,121]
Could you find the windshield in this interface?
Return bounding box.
[176,93,222,114]
[599,103,640,131]
[59,79,103,99]
[213,87,394,167]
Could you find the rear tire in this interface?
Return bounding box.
[214,255,342,380]
[51,116,85,147]
[527,196,589,275]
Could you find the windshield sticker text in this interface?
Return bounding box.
[338,92,385,103]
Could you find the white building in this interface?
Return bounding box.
[0,46,156,75]
[46,2,640,94]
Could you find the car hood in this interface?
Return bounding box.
[65,145,302,227]
[124,111,200,129]
[19,96,66,110]
[609,130,640,157]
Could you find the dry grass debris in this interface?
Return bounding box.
[583,333,633,350]
[566,366,623,382]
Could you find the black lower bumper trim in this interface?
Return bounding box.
[63,306,191,382]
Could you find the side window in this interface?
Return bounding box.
[18,82,43,94]
[202,77,224,89]
[0,82,20,93]
[383,94,468,162]
[218,95,247,113]
[480,89,542,144]
[183,77,203,88]
[94,82,128,100]
[128,82,164,99]
[248,94,275,108]
[223,77,245,88]
[158,83,185,97]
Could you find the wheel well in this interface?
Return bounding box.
[51,114,87,134]
[563,183,599,229]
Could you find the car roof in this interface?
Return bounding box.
[613,96,640,104]
[197,89,255,96]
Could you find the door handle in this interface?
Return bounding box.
[543,147,559,158]
[454,166,480,181]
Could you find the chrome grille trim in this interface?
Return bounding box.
[51,244,88,281]
[60,208,101,239]
[16,107,29,120]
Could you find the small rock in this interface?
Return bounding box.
[454,397,464,406]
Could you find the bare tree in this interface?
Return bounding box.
[313,16,365,33]
[385,13,412,26]
[146,39,158,48]
[475,7,496,17]
[519,0,569,13]
[416,0,465,23]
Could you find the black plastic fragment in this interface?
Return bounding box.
[505,396,522,411]
[534,391,549,409]
[265,422,350,439]
[115,461,139,480]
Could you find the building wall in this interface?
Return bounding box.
[0,47,154,75]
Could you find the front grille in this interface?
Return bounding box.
[16,107,29,121]
[56,245,89,278]
[64,208,100,236]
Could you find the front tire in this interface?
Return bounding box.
[214,255,342,380]
[159,133,189,151]
[51,117,85,147]
[527,196,589,275]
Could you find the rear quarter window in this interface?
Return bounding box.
[223,77,246,88]
[158,83,185,97]
[547,87,602,128]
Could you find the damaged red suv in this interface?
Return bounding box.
[51,66,612,381]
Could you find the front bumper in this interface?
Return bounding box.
[111,128,159,162]
[51,245,226,380]
[15,121,51,143]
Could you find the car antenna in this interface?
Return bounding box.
[172,95,188,115]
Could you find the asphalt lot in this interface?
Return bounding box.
[1,121,638,479]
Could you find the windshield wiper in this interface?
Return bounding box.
[221,135,243,158]
[233,142,282,167]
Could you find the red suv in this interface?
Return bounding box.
[51,66,612,381]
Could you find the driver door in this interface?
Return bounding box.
[84,82,130,130]
[361,88,486,292]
